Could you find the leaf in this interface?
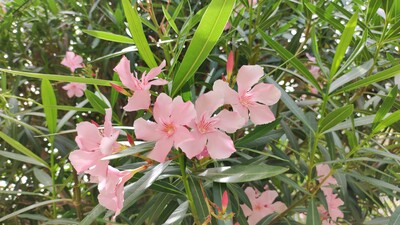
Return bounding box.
[329,11,358,77]
[102,142,155,160]
[84,90,108,115]
[133,193,175,225]
[306,197,322,225]
[188,175,209,223]
[0,131,49,168]
[319,105,354,133]
[33,168,52,191]
[171,0,235,96]
[235,119,280,147]
[329,59,374,93]
[162,6,179,34]
[0,150,47,167]
[389,206,400,225]
[258,28,321,92]
[372,86,398,129]
[41,79,57,136]
[372,110,400,133]
[198,165,288,183]
[121,0,157,67]
[334,64,400,94]
[82,29,135,44]
[349,172,400,192]
[0,199,71,222]
[212,183,233,225]
[162,201,189,225]
[324,114,376,133]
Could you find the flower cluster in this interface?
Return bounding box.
[316,164,344,225]
[61,51,87,98]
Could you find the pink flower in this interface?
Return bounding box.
[213,65,281,125]
[195,147,210,160]
[133,93,195,162]
[62,82,87,98]
[179,91,244,159]
[316,164,337,189]
[241,187,287,225]
[61,51,84,72]
[224,22,232,30]
[114,56,168,111]
[306,53,316,63]
[309,66,320,78]
[318,189,344,224]
[69,109,120,173]
[97,166,134,217]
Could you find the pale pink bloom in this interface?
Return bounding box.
[241,187,287,225]
[180,91,244,159]
[61,51,84,72]
[227,51,234,76]
[224,22,232,30]
[62,82,87,98]
[114,56,168,111]
[134,93,195,162]
[306,53,316,63]
[97,166,133,217]
[324,189,344,221]
[195,147,210,160]
[69,109,120,173]
[309,66,320,78]
[213,65,281,125]
[316,164,337,189]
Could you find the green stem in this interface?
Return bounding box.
[72,168,83,220]
[49,139,57,218]
[179,154,200,224]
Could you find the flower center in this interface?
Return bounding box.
[239,92,254,107]
[197,116,218,134]
[162,123,176,136]
[254,203,263,211]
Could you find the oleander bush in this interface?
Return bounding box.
[0,0,400,224]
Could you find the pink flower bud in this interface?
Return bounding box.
[222,190,229,212]
[110,82,131,96]
[226,51,234,77]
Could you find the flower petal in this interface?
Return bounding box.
[143,60,166,83]
[75,122,102,151]
[179,130,207,159]
[69,150,103,173]
[123,90,151,112]
[213,80,239,105]
[214,109,245,133]
[236,65,264,94]
[248,104,276,125]
[258,190,278,206]
[250,83,281,105]
[206,131,236,159]
[171,97,196,126]
[147,137,174,162]
[195,91,223,118]
[100,132,119,155]
[153,93,173,124]
[147,78,169,87]
[114,56,139,91]
[173,126,194,147]
[133,118,163,141]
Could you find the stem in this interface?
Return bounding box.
[49,138,57,218]
[179,154,200,224]
[72,168,83,220]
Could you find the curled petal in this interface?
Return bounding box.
[147,78,169,87]
[248,104,276,125]
[206,131,236,159]
[143,60,166,83]
[114,56,139,91]
[153,93,173,124]
[69,150,103,173]
[236,65,264,94]
[214,109,245,133]
[133,118,163,142]
[250,83,281,105]
[147,137,174,162]
[123,90,151,112]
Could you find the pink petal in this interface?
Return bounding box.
[114,56,140,91]
[245,187,259,203]
[87,160,109,184]
[143,60,166,83]
[66,89,75,98]
[250,83,281,105]
[271,201,287,213]
[248,104,276,125]
[195,91,223,118]
[306,53,316,63]
[206,131,236,159]
[98,191,119,213]
[213,80,239,105]
[99,133,119,155]
[236,65,264,94]
[232,103,249,124]
[179,130,207,159]
[75,122,102,151]
[103,109,113,136]
[171,97,196,126]
[247,211,268,225]
[153,93,173,124]
[133,118,163,142]
[214,109,245,133]
[147,137,174,162]
[68,150,103,173]
[173,126,194,147]
[74,89,84,97]
[147,78,169,87]
[258,190,278,205]
[241,203,253,217]
[123,90,151,111]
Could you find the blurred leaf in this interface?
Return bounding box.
[133,193,174,225]
[41,79,57,136]
[0,150,47,167]
[162,201,189,225]
[171,0,235,96]
[162,6,179,34]
[188,175,209,223]
[306,197,322,225]
[256,213,277,225]
[389,206,400,225]
[235,119,280,147]
[372,86,398,129]
[33,168,52,191]
[82,29,135,44]
[84,90,108,115]
[0,131,49,168]
[349,172,400,192]
[198,165,288,183]
[121,0,157,67]
[319,105,354,133]
[102,142,155,160]
[373,109,400,133]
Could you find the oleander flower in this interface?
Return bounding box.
[213,65,281,125]
[241,187,287,225]
[316,164,337,190]
[114,56,168,111]
[179,91,244,159]
[61,51,84,72]
[318,188,344,224]
[62,82,87,98]
[133,93,195,162]
[69,109,120,173]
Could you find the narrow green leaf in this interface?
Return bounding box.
[82,29,135,44]
[349,172,400,192]
[0,199,71,222]
[41,79,57,135]
[0,131,49,168]
[305,3,344,31]
[171,0,235,96]
[389,206,400,225]
[372,110,400,133]
[133,193,174,225]
[319,105,354,133]
[84,90,108,115]
[212,183,233,225]
[198,165,288,183]
[306,197,322,225]
[162,201,189,225]
[188,176,209,223]
[330,12,358,77]
[372,86,398,129]
[46,0,58,15]
[258,29,321,92]
[162,6,179,34]
[0,150,47,167]
[235,119,280,147]
[122,0,157,67]
[33,168,53,192]
[334,64,400,94]
[102,142,155,160]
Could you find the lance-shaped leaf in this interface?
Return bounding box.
[319,105,354,133]
[83,29,135,44]
[306,197,322,225]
